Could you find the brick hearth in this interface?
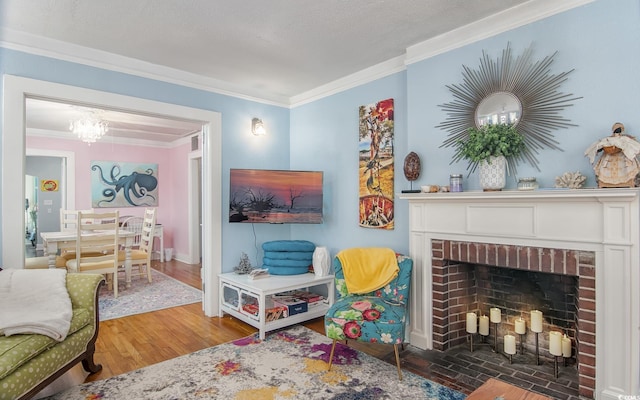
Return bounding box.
[431,239,595,399]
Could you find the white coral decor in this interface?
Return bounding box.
[555,172,586,189]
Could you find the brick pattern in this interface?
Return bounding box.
[431,239,596,399]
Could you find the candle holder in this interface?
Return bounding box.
[534,332,540,365]
[553,355,559,379]
[468,333,491,352]
[519,333,525,355]
[493,322,499,352]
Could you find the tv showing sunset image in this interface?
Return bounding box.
[229,169,323,224]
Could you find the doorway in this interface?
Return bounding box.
[3,75,222,316]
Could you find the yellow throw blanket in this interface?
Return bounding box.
[337,247,399,294]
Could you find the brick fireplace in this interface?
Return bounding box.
[431,240,595,397]
[399,189,640,400]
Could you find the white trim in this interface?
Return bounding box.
[405,0,595,64]
[1,0,592,108]
[0,28,289,108]
[188,149,202,265]
[2,75,222,316]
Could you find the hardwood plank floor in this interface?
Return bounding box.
[88,260,580,399]
[87,259,396,382]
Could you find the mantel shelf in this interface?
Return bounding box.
[397,187,639,202]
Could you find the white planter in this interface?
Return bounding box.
[312,246,330,277]
[479,155,506,191]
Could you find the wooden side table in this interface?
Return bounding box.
[466,378,551,400]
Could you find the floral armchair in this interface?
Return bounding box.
[324,251,412,379]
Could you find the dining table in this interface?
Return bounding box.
[40,229,136,287]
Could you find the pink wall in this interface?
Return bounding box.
[26,136,192,256]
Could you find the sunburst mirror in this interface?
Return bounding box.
[437,43,581,171]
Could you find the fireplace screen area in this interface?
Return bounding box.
[431,239,595,398]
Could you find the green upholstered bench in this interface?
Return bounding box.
[0,273,104,400]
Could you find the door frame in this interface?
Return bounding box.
[2,75,222,316]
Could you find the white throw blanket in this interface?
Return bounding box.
[0,269,73,341]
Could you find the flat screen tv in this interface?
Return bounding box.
[229,169,323,224]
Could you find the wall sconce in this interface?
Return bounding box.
[252,118,266,136]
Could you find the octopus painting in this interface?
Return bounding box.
[91,161,158,207]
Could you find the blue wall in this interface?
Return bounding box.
[2,0,639,269]
[289,0,640,258]
[0,47,291,269]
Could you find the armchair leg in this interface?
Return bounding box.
[328,339,337,371]
[393,343,403,380]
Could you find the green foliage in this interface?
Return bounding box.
[455,123,525,163]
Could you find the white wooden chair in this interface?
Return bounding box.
[121,216,144,249]
[119,208,156,283]
[58,209,97,263]
[66,210,121,298]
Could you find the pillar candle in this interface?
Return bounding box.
[514,317,526,335]
[530,310,543,333]
[549,331,562,356]
[479,315,490,336]
[562,334,571,358]
[466,312,477,334]
[504,334,516,355]
[490,307,501,323]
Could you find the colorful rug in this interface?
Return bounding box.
[99,269,202,320]
[45,325,465,399]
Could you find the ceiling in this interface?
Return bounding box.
[0,0,559,143]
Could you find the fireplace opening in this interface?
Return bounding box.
[432,239,596,398]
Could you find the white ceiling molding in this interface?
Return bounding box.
[1,0,593,108]
[0,28,289,107]
[405,0,595,65]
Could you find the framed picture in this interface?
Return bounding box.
[91,161,158,207]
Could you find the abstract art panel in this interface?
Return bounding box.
[91,161,158,207]
[358,98,394,229]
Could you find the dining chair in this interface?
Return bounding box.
[66,210,121,298]
[324,248,412,380]
[121,216,144,249]
[58,208,98,262]
[119,208,156,283]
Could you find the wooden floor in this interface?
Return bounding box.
[87,260,580,399]
[88,259,401,382]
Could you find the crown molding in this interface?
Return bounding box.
[2,0,593,108]
[290,56,407,108]
[26,127,187,149]
[405,0,595,64]
[0,28,289,107]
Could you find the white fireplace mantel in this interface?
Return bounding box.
[398,188,640,399]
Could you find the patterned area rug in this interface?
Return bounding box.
[45,326,465,400]
[99,269,202,320]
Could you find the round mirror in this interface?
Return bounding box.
[475,91,522,127]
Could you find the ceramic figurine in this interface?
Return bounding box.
[584,122,640,188]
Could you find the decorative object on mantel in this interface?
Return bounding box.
[234,252,254,274]
[437,43,581,172]
[584,122,640,188]
[554,171,586,189]
[454,123,525,191]
[401,151,421,193]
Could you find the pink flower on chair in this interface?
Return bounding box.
[351,300,372,311]
[362,308,381,321]
[343,321,362,339]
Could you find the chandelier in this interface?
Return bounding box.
[69,114,109,145]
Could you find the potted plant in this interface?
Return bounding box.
[454,123,525,190]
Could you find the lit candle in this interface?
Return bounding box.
[514,317,526,335]
[504,334,516,355]
[479,315,490,336]
[466,312,477,334]
[530,310,543,333]
[549,331,563,356]
[490,307,501,323]
[562,334,571,358]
